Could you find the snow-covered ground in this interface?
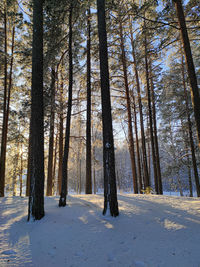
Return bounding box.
[0,194,200,267]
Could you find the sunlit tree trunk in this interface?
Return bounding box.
[173,0,200,148]
[0,6,8,197]
[46,67,56,196]
[149,60,163,194]
[129,18,149,188]
[144,24,158,193]
[119,19,138,194]
[59,4,73,207]
[181,51,200,197]
[131,90,143,193]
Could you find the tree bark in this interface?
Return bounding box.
[129,18,150,188]
[57,69,64,195]
[130,90,143,193]
[0,6,8,197]
[28,0,45,221]
[149,60,163,194]
[85,7,92,194]
[46,67,56,196]
[173,0,200,148]
[97,0,119,216]
[144,24,158,193]
[59,4,73,207]
[26,129,31,196]
[181,51,200,197]
[119,19,138,194]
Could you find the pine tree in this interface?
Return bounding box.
[28,0,45,221]
[97,0,119,216]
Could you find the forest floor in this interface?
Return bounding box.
[0,193,200,267]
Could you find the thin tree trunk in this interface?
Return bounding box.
[119,19,138,194]
[149,60,163,194]
[52,132,58,195]
[0,6,8,197]
[59,4,73,207]
[46,67,56,196]
[28,0,45,221]
[13,140,19,196]
[57,70,64,195]
[129,18,150,189]
[85,7,92,194]
[26,128,31,196]
[131,91,143,193]
[97,0,119,216]
[173,0,200,148]
[144,24,158,193]
[181,50,200,197]
[20,150,23,197]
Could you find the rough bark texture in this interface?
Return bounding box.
[28,0,45,221]
[173,0,200,148]
[46,67,56,196]
[85,7,92,194]
[119,19,138,194]
[97,0,119,217]
[59,5,73,207]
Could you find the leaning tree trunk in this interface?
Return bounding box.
[173,0,200,148]
[119,19,138,194]
[97,0,119,217]
[59,4,73,207]
[46,67,56,196]
[85,7,92,194]
[28,0,45,221]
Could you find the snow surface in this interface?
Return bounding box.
[0,194,200,267]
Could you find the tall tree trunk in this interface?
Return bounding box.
[28,0,45,221]
[129,18,150,188]
[119,19,138,194]
[131,90,143,193]
[173,0,200,148]
[57,69,64,195]
[13,141,19,196]
[149,60,163,194]
[144,25,158,193]
[85,7,92,194]
[46,67,56,196]
[26,129,31,196]
[59,4,73,207]
[20,150,23,197]
[97,0,119,217]
[181,51,200,197]
[52,132,58,195]
[0,6,8,197]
